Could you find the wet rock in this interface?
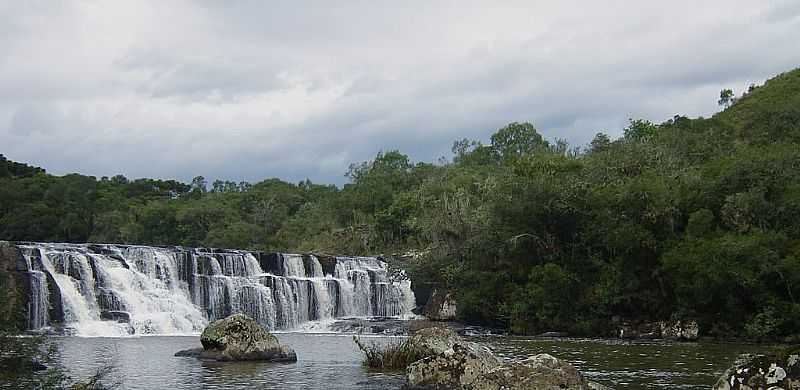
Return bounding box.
[616,319,699,341]
[423,290,457,321]
[404,327,612,390]
[28,358,48,372]
[174,348,203,357]
[659,320,699,341]
[407,327,463,356]
[406,342,501,389]
[713,350,800,390]
[175,313,296,362]
[100,310,131,323]
[471,354,596,390]
[329,317,410,335]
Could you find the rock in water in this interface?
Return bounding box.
[405,326,611,389]
[406,342,501,389]
[471,354,590,390]
[175,313,297,362]
[406,327,464,356]
[713,350,800,390]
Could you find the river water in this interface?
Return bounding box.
[51,334,769,389]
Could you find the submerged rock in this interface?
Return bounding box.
[713,350,800,390]
[175,313,296,362]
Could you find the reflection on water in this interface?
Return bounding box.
[55,334,405,390]
[52,334,773,389]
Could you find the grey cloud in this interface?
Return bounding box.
[1,1,798,186]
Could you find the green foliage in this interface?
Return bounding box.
[490,122,549,163]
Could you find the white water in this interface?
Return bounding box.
[18,243,416,337]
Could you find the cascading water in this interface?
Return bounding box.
[17,243,415,337]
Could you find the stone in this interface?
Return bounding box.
[659,320,699,341]
[406,342,501,389]
[615,319,699,341]
[407,327,463,356]
[404,326,613,390]
[470,354,592,390]
[175,313,297,362]
[423,290,457,321]
[100,310,130,323]
[713,351,800,390]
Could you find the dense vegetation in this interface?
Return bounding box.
[2,68,800,339]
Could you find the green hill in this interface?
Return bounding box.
[715,67,800,143]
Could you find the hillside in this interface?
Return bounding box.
[715,67,800,143]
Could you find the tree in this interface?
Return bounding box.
[589,133,611,154]
[718,88,734,107]
[490,122,549,163]
[622,119,657,140]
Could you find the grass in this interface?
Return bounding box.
[352,336,427,370]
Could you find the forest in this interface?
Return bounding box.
[2,68,800,340]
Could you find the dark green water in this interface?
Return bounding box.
[41,334,772,389]
[480,337,772,389]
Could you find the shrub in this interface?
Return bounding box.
[352,336,426,370]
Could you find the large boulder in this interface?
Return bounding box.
[713,350,800,390]
[175,313,296,362]
[404,327,611,390]
[407,327,463,356]
[471,354,600,390]
[423,290,457,321]
[406,342,501,389]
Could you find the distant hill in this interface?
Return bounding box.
[0,154,45,179]
[714,67,800,143]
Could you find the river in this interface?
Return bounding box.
[48,333,769,389]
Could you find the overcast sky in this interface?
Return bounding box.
[1,1,799,185]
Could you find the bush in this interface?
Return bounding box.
[352,336,426,370]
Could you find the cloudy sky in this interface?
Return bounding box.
[1,1,799,185]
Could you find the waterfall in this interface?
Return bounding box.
[17,243,416,336]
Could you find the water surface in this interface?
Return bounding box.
[52,334,771,389]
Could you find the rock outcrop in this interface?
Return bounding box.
[615,319,699,341]
[0,241,30,331]
[175,313,297,362]
[471,354,594,390]
[713,350,800,390]
[658,320,699,341]
[404,326,611,389]
[406,340,501,389]
[423,290,457,321]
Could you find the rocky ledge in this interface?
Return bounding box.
[175,313,297,362]
[404,327,611,390]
